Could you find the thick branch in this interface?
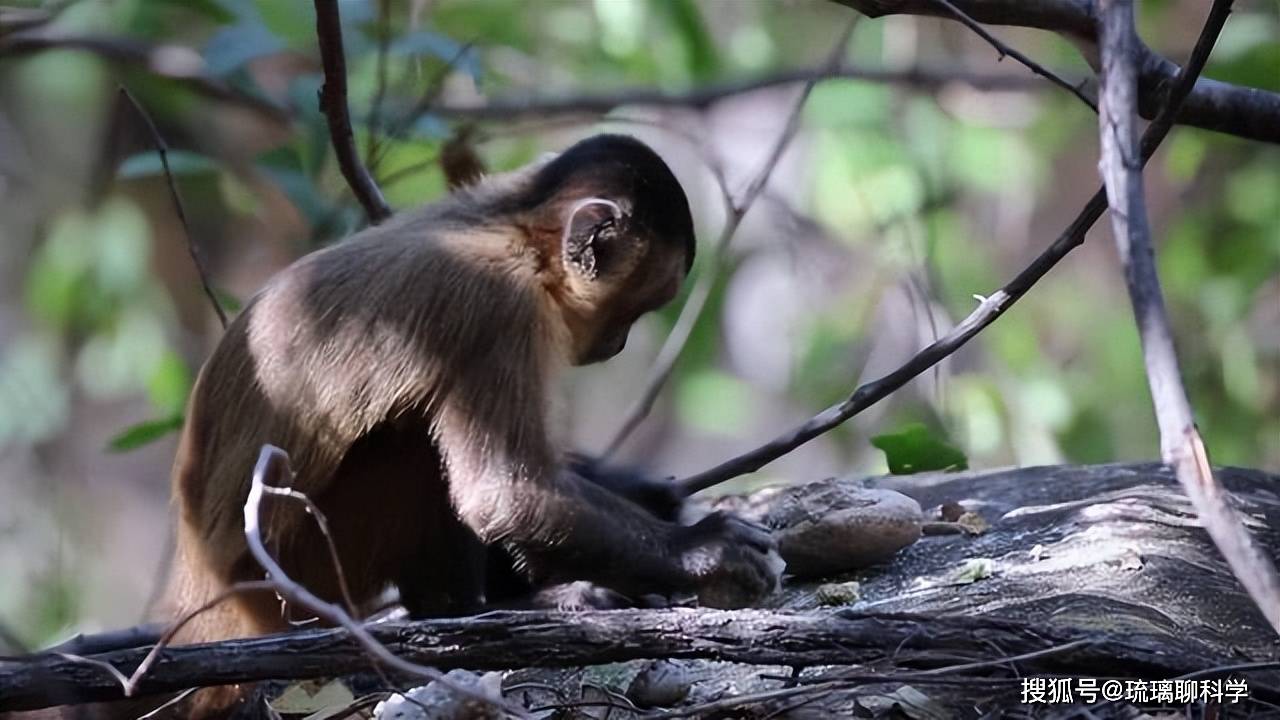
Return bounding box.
[0,609,1240,711]
[832,0,1280,144]
[1095,0,1280,634]
[313,0,392,224]
[6,25,1274,144]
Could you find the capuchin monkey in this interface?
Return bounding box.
[152,134,779,717]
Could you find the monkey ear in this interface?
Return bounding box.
[563,198,623,281]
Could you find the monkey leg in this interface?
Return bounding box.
[395,511,487,618]
[304,419,487,618]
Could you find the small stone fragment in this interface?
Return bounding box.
[269,678,354,716]
[374,670,504,720]
[948,558,995,584]
[814,580,862,606]
[956,510,989,535]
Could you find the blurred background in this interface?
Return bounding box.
[0,0,1276,648]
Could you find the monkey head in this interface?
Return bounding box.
[521,134,696,365]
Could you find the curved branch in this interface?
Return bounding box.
[313,0,392,224]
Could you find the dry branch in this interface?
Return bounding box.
[1094,0,1280,635]
[0,609,1243,712]
[832,0,1280,143]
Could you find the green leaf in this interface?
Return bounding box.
[871,423,969,475]
[107,414,184,452]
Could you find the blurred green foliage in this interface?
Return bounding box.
[0,0,1277,644]
[1,0,1275,464]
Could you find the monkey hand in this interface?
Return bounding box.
[670,511,784,608]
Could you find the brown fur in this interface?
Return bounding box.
[154,135,777,718]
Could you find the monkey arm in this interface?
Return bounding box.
[504,476,692,597]
[433,389,692,598]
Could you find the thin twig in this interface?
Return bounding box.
[676,0,1231,496]
[645,680,849,719]
[244,445,524,717]
[118,86,228,329]
[602,18,859,458]
[1095,0,1279,634]
[122,580,277,696]
[257,485,359,619]
[663,638,1095,718]
[313,0,392,224]
[930,0,1097,112]
[919,638,1092,677]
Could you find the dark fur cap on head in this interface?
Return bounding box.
[519,134,696,272]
